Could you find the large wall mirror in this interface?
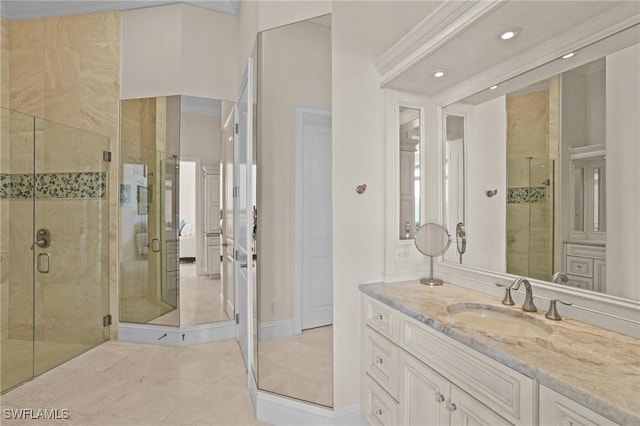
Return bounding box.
[119,95,236,326]
[442,24,639,303]
[256,14,333,408]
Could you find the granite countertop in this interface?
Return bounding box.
[360,281,640,425]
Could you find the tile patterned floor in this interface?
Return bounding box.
[1,339,267,426]
[258,326,333,408]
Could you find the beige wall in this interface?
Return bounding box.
[180,112,221,168]
[606,44,640,301]
[332,2,386,408]
[1,12,120,341]
[258,20,331,324]
[121,4,239,102]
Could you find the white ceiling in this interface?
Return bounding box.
[384,1,640,96]
[0,0,240,20]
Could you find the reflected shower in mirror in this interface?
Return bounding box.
[119,96,235,326]
[256,14,333,408]
[442,26,639,302]
[399,106,421,240]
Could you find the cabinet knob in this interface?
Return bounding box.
[435,392,445,403]
[376,314,384,321]
[446,402,457,412]
[375,357,383,365]
[375,408,383,416]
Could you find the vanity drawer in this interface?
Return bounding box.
[363,374,398,426]
[566,243,605,259]
[566,256,593,277]
[364,296,399,343]
[566,274,594,291]
[365,326,399,399]
[399,315,534,425]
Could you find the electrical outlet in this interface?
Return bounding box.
[395,248,410,260]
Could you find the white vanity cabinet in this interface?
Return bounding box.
[539,385,618,426]
[564,243,606,292]
[361,295,534,426]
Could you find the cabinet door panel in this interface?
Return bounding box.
[539,385,617,426]
[399,351,449,426]
[450,386,511,426]
[364,375,398,426]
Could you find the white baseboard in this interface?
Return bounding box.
[254,389,365,426]
[258,319,296,341]
[117,320,236,346]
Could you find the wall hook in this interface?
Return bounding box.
[356,184,367,194]
[486,189,498,197]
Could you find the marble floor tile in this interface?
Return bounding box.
[1,339,269,426]
[258,326,333,408]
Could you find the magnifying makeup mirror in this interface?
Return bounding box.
[414,223,451,286]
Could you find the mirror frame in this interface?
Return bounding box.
[431,28,640,337]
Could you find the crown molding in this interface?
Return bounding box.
[376,0,507,87]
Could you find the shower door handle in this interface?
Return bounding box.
[151,238,161,252]
[37,253,51,273]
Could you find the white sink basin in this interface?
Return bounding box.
[447,303,553,338]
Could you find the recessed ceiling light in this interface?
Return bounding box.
[499,27,522,41]
[489,85,499,90]
[562,52,576,59]
[433,70,445,78]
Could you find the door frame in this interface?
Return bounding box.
[294,105,332,335]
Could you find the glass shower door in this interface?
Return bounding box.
[32,117,110,376]
[0,109,36,392]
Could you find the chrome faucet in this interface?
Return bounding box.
[510,277,537,312]
[551,272,570,284]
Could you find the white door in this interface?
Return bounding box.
[296,106,333,331]
[235,59,254,369]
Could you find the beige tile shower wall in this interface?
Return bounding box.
[1,17,9,108]
[506,91,552,281]
[6,12,121,338]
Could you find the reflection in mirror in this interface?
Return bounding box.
[442,27,639,301]
[443,113,465,264]
[119,96,235,326]
[257,14,333,408]
[399,106,421,240]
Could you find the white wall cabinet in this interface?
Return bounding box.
[361,294,618,426]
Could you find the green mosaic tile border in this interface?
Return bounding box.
[0,172,106,199]
[507,186,546,204]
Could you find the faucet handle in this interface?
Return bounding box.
[495,283,515,306]
[545,299,573,321]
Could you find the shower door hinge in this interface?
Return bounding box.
[234,123,239,134]
[103,314,112,327]
[235,313,239,324]
[103,151,112,162]
[234,250,239,261]
[233,186,239,198]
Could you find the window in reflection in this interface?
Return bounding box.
[399,106,421,240]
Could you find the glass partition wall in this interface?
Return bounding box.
[1,108,110,393]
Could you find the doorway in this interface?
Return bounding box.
[295,106,333,333]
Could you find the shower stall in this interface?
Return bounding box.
[506,157,555,281]
[0,108,110,393]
